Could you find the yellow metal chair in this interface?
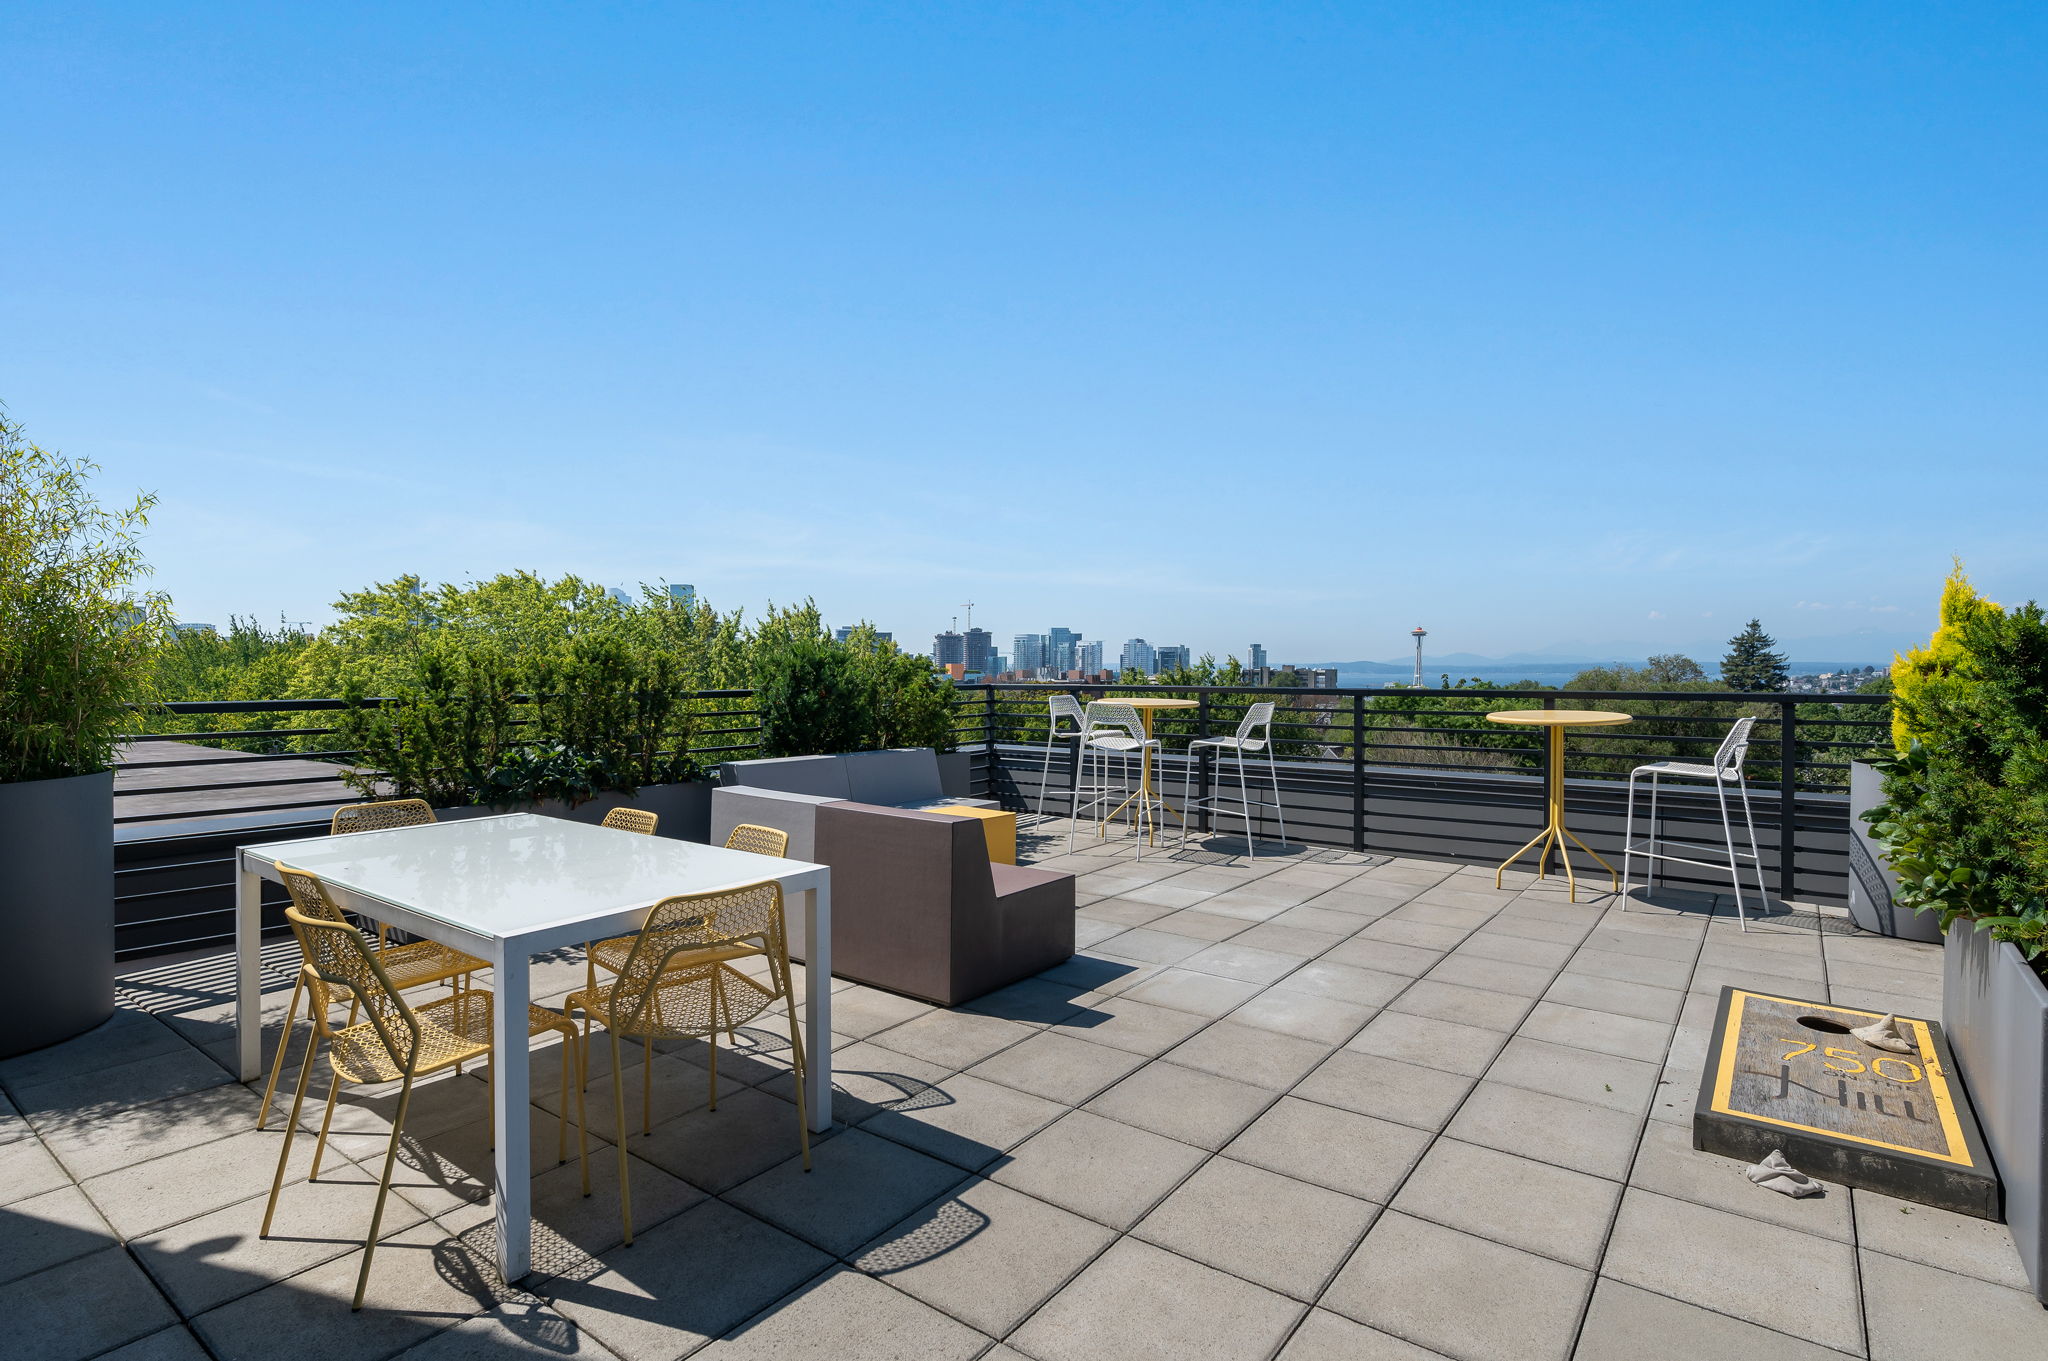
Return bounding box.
[564,879,810,1244]
[600,806,660,837]
[255,801,486,1128]
[577,822,787,1037]
[260,867,587,1310]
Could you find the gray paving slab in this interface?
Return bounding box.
[1442,1080,1642,1180]
[1226,1096,1432,1203]
[0,1184,114,1288]
[1630,1120,1853,1241]
[1602,1187,1864,1353]
[1574,1278,1858,1361]
[725,1128,968,1257]
[1346,1010,1511,1078]
[1164,1018,1332,1091]
[1275,1308,1451,1360]
[387,1305,624,1359]
[1275,960,1411,1006]
[1135,1156,1377,1299]
[1858,1247,2048,1361]
[1517,1000,1674,1063]
[1484,1036,1660,1114]
[990,1109,1207,1229]
[549,1198,832,1361]
[1083,1060,1277,1150]
[0,1135,72,1208]
[1010,1236,1305,1361]
[1388,978,1539,1033]
[97,1325,215,1361]
[0,1246,180,1361]
[1851,1189,2033,1292]
[964,1030,1148,1106]
[1295,1050,1475,1131]
[9,1047,232,1122]
[1046,994,1210,1056]
[861,1071,1066,1170]
[868,1009,1038,1071]
[1226,988,1377,1044]
[1420,952,1559,997]
[853,1177,1114,1337]
[696,1266,989,1361]
[1544,972,1686,1023]
[1121,967,1265,1017]
[1322,937,1447,977]
[1322,1211,1592,1361]
[0,1015,195,1091]
[1391,1136,1621,1268]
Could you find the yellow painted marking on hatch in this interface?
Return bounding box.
[1709,990,1974,1166]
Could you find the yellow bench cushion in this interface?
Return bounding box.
[927,805,1018,864]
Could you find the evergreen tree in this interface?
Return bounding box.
[1721,619,1789,691]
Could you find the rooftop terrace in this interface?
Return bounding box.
[5,820,2040,1361]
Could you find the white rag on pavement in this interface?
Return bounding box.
[1745,1149,1824,1198]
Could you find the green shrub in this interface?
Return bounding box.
[1865,567,2048,957]
[753,635,871,758]
[333,642,521,805]
[0,413,170,783]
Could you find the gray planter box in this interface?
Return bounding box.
[441,781,713,843]
[1847,760,1942,942]
[936,750,974,799]
[0,770,115,1058]
[1945,918,2048,1303]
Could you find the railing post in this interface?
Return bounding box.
[1778,697,1797,905]
[1196,692,1212,834]
[983,683,998,801]
[1351,692,1366,852]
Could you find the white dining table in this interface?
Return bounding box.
[234,812,832,1282]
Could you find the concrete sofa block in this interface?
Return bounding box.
[709,786,839,864]
[715,755,851,799]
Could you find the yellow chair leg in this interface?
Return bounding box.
[260,1032,320,1238]
[610,1031,633,1246]
[575,1034,591,1198]
[352,1076,415,1312]
[309,1057,344,1181]
[255,971,307,1130]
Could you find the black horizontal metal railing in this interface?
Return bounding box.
[111,681,1885,961]
[964,681,1890,907]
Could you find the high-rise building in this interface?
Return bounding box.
[1249,643,1267,671]
[1078,640,1105,674]
[1048,627,1081,672]
[963,628,994,675]
[933,630,966,666]
[1119,638,1156,676]
[667,584,695,608]
[1154,645,1190,673]
[608,582,694,608]
[1013,634,1048,674]
[833,624,894,644]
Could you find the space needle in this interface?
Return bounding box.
[1411,625,1427,687]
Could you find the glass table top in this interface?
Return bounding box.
[246,813,821,940]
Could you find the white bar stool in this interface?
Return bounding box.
[1621,716,1769,929]
[1179,701,1288,857]
[1069,701,1160,860]
[1036,693,1097,818]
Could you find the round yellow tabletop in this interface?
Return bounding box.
[1485,709,1632,728]
[1109,697,1201,710]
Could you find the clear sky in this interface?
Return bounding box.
[5,3,2044,664]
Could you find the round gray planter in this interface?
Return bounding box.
[1846,759,1943,942]
[0,769,116,1058]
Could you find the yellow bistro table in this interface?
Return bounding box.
[1485,708,1632,901]
[1097,696,1200,846]
[930,805,1017,865]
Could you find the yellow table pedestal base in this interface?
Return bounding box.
[1493,722,1620,903]
[931,806,1017,865]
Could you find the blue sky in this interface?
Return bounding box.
[5,3,2044,664]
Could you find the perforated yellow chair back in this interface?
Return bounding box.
[601,807,659,836]
[724,822,790,858]
[332,799,436,835]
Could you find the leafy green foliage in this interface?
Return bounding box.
[753,635,871,758]
[0,412,171,782]
[1865,576,2048,957]
[334,642,521,805]
[1721,619,1789,692]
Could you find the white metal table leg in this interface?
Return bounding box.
[235,857,264,1082]
[802,881,833,1133]
[491,940,532,1284]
